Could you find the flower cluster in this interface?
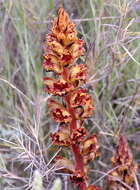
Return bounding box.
[108,135,138,190]
[43,7,100,190]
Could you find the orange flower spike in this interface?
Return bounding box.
[108,135,138,189]
[43,7,99,190]
[112,135,133,165]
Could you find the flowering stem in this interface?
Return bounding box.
[43,7,99,190]
[65,95,87,190]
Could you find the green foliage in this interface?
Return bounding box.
[51,178,62,190]
[32,170,43,190]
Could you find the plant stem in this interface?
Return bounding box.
[65,94,87,190]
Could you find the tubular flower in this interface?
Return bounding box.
[47,34,69,57]
[68,64,88,86]
[70,89,94,119]
[43,54,62,74]
[69,39,85,60]
[81,134,99,155]
[71,126,88,144]
[44,77,74,96]
[81,134,99,164]
[48,99,72,123]
[108,135,138,190]
[43,7,100,190]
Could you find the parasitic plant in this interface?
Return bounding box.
[108,135,138,190]
[43,8,100,190]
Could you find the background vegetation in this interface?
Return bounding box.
[0,0,140,189]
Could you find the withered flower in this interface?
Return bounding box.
[54,156,75,174]
[51,123,71,146]
[108,135,138,190]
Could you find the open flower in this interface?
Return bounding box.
[51,123,71,146]
[48,99,72,123]
[81,134,99,164]
[44,77,74,96]
[70,39,85,59]
[81,134,99,155]
[43,53,62,74]
[71,126,88,144]
[70,89,94,119]
[69,64,87,86]
[47,34,69,56]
